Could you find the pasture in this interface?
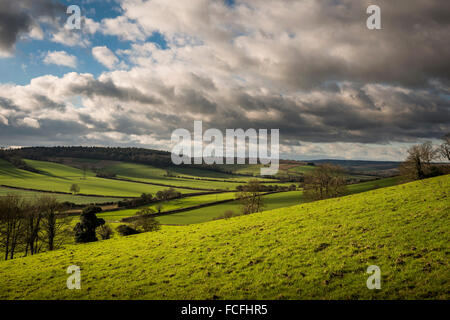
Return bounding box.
[0,175,447,299]
[0,159,200,197]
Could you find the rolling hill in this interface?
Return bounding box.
[0,174,448,300]
[0,159,201,197]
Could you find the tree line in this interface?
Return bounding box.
[0,195,71,260]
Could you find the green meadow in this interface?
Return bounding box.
[0,186,125,205]
[156,191,304,225]
[0,159,201,197]
[0,175,448,299]
[98,192,238,222]
[104,177,400,225]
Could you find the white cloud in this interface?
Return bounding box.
[84,17,101,34]
[92,46,126,70]
[43,51,78,68]
[100,16,147,41]
[19,117,40,128]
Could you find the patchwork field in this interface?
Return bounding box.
[155,191,304,225]
[0,175,447,299]
[0,186,126,205]
[102,177,400,225]
[98,192,238,222]
[0,159,201,197]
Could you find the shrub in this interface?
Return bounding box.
[133,208,161,232]
[116,225,140,236]
[97,224,114,240]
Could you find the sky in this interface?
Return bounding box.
[0,0,449,161]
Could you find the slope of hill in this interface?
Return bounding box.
[0,175,448,300]
[0,159,200,197]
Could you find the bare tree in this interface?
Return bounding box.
[237,180,265,215]
[70,184,80,194]
[303,164,347,200]
[23,199,42,256]
[399,142,438,180]
[40,196,69,251]
[438,133,450,161]
[97,224,114,240]
[0,195,26,260]
[155,203,163,214]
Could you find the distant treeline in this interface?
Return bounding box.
[5,146,173,168]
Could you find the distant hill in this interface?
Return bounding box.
[311,159,400,176]
[2,146,401,178]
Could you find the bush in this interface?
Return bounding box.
[116,225,140,236]
[73,206,105,243]
[97,224,114,240]
[133,208,161,232]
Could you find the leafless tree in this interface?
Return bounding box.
[0,195,26,260]
[40,196,69,251]
[438,133,450,161]
[303,164,347,200]
[97,224,114,240]
[23,199,42,256]
[399,142,439,180]
[237,180,265,215]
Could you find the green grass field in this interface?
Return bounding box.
[0,159,201,197]
[0,175,447,299]
[0,186,126,205]
[101,162,248,190]
[98,192,238,222]
[156,191,304,225]
[150,177,400,225]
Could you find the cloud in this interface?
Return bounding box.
[0,0,65,56]
[43,51,77,68]
[0,0,449,160]
[100,16,147,41]
[0,114,8,126]
[18,117,40,128]
[92,46,126,69]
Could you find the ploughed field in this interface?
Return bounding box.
[0,175,448,299]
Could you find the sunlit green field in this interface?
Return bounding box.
[0,175,448,300]
[98,192,238,222]
[0,186,126,204]
[156,191,304,225]
[0,159,201,197]
[101,162,247,190]
[346,177,399,194]
[112,177,399,225]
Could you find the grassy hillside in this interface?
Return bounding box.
[0,159,200,197]
[0,175,448,300]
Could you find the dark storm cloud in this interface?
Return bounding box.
[69,78,162,105]
[0,0,65,54]
[266,0,450,89]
